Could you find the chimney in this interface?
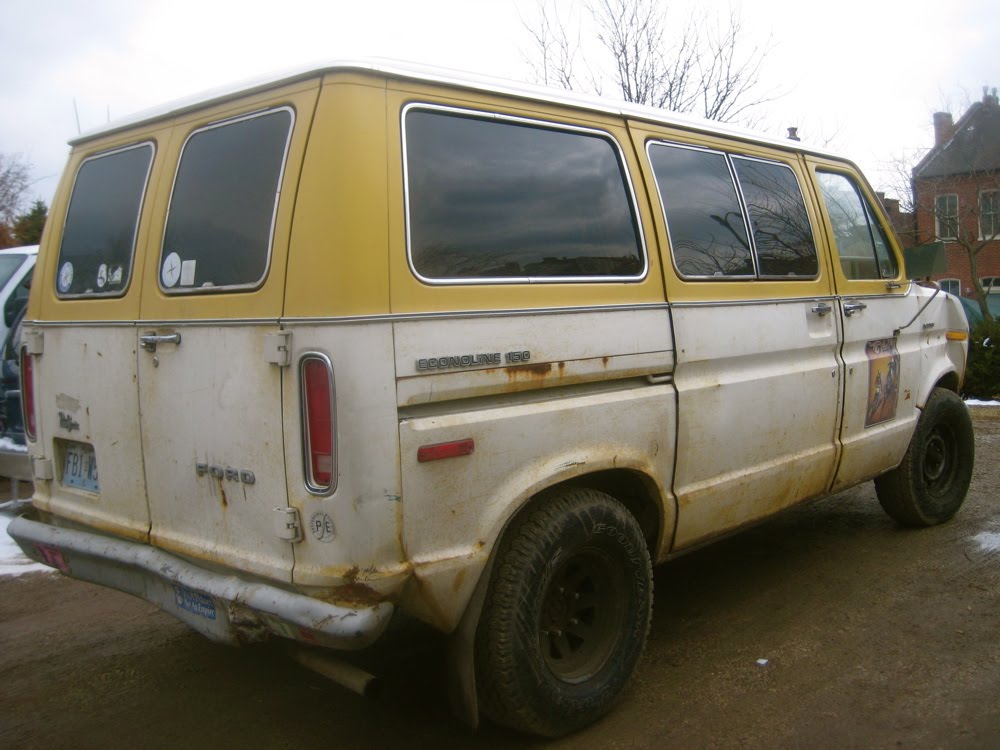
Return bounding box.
[985,86,999,107]
[786,126,800,142]
[932,112,955,146]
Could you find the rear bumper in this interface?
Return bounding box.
[8,511,394,649]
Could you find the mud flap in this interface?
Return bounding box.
[445,552,496,730]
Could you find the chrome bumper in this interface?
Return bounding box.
[8,512,394,649]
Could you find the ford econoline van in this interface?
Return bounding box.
[9,61,973,737]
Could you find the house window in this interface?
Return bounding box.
[981,276,1000,294]
[935,194,958,241]
[938,278,960,296]
[980,190,1000,240]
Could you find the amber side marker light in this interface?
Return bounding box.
[946,330,969,342]
[417,438,475,463]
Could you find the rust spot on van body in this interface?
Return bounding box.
[505,362,552,380]
[328,565,388,608]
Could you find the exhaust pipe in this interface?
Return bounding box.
[291,647,381,699]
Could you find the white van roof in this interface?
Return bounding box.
[71,58,844,161]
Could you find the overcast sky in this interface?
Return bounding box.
[2,0,998,209]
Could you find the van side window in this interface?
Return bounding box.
[404,107,645,282]
[160,108,293,293]
[649,143,818,280]
[816,171,899,280]
[731,157,818,277]
[56,143,153,298]
[647,145,753,277]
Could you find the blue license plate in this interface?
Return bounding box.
[173,584,217,620]
[63,442,100,493]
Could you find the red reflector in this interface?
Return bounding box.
[301,357,334,489]
[417,438,475,463]
[20,347,36,442]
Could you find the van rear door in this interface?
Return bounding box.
[30,136,159,541]
[136,83,318,582]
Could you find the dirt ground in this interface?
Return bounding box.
[2,409,999,749]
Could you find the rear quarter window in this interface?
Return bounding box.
[56,142,154,298]
[403,106,645,283]
[160,107,294,293]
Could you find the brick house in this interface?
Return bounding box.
[911,87,1000,302]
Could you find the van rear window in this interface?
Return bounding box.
[160,108,293,293]
[404,107,645,282]
[56,143,153,298]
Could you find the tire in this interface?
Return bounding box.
[474,488,653,737]
[875,387,974,526]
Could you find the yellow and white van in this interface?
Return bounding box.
[9,60,974,736]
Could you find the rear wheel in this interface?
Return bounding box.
[475,488,652,737]
[875,387,974,526]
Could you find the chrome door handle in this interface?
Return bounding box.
[140,332,182,352]
[843,301,867,317]
[811,302,833,316]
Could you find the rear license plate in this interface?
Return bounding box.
[63,442,100,492]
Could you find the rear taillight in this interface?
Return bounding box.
[20,346,36,442]
[300,354,336,494]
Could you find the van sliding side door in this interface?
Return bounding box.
[634,131,842,550]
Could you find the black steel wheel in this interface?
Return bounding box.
[875,387,974,526]
[475,488,652,737]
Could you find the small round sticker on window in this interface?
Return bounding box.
[309,512,336,543]
[161,252,182,288]
[58,262,74,293]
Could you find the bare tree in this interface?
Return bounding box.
[521,0,776,125]
[0,153,32,227]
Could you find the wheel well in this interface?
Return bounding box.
[534,470,663,554]
[936,371,960,394]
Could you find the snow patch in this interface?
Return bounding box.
[972,531,1000,553]
[965,399,1000,406]
[0,437,27,453]
[0,512,53,577]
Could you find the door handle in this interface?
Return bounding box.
[811,302,833,316]
[140,332,182,352]
[843,301,867,317]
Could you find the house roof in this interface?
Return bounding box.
[913,92,1000,179]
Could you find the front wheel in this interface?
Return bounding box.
[875,387,974,526]
[475,488,653,737]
